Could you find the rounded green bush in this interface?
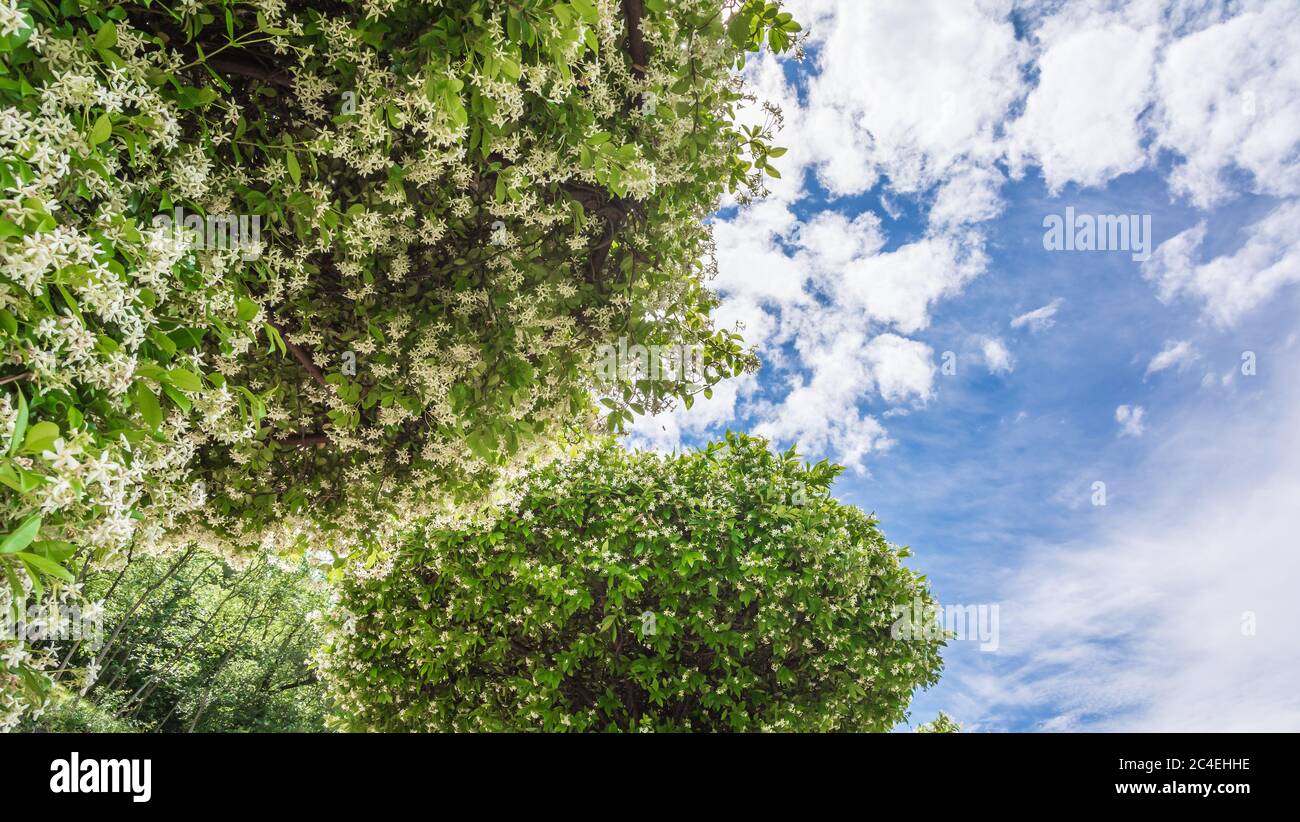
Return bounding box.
[324,434,944,731]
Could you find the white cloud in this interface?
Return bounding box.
[748,328,937,472]
[1115,404,1147,437]
[648,184,982,468]
[1145,339,1198,377]
[929,165,1007,228]
[794,210,887,272]
[751,327,893,472]
[1142,200,1300,327]
[1008,23,1160,191]
[863,333,937,403]
[1152,4,1300,208]
[786,0,1025,195]
[627,372,760,454]
[980,336,1015,375]
[1010,298,1064,333]
[710,200,809,315]
[836,231,988,335]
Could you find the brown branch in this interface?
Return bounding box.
[269,320,329,389]
[0,371,32,386]
[285,432,330,448]
[622,0,649,79]
[272,672,319,692]
[205,55,294,89]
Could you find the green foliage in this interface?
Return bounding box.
[916,711,961,733]
[325,435,945,732]
[23,690,139,733]
[0,0,802,726]
[43,550,328,733]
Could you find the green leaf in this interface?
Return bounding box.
[166,368,205,393]
[29,540,76,563]
[286,150,301,184]
[93,22,117,50]
[235,297,260,323]
[90,113,112,146]
[133,382,163,431]
[20,558,42,599]
[16,551,74,583]
[161,384,192,413]
[7,386,27,457]
[571,0,599,24]
[0,514,41,554]
[727,12,753,49]
[21,421,59,455]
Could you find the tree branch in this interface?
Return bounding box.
[622,0,649,79]
[269,319,329,389]
[272,672,319,692]
[284,432,330,448]
[205,55,294,89]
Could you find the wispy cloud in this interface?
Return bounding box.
[1145,339,1199,377]
[942,364,1300,730]
[1010,298,1064,333]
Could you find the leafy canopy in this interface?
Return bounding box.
[325,434,945,732]
[1,0,799,726]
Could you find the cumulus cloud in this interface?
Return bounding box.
[747,326,939,471]
[752,327,894,471]
[1115,404,1147,437]
[929,165,1007,228]
[1008,23,1160,191]
[864,333,938,403]
[1152,4,1300,208]
[1142,200,1300,327]
[787,0,1025,195]
[691,188,981,469]
[980,336,1015,375]
[836,231,988,335]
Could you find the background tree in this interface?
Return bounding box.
[324,435,946,732]
[31,549,328,732]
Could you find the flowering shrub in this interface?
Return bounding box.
[1,0,802,728]
[324,435,945,732]
[1,0,264,727]
[139,0,799,561]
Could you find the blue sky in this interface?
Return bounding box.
[629,0,1300,730]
